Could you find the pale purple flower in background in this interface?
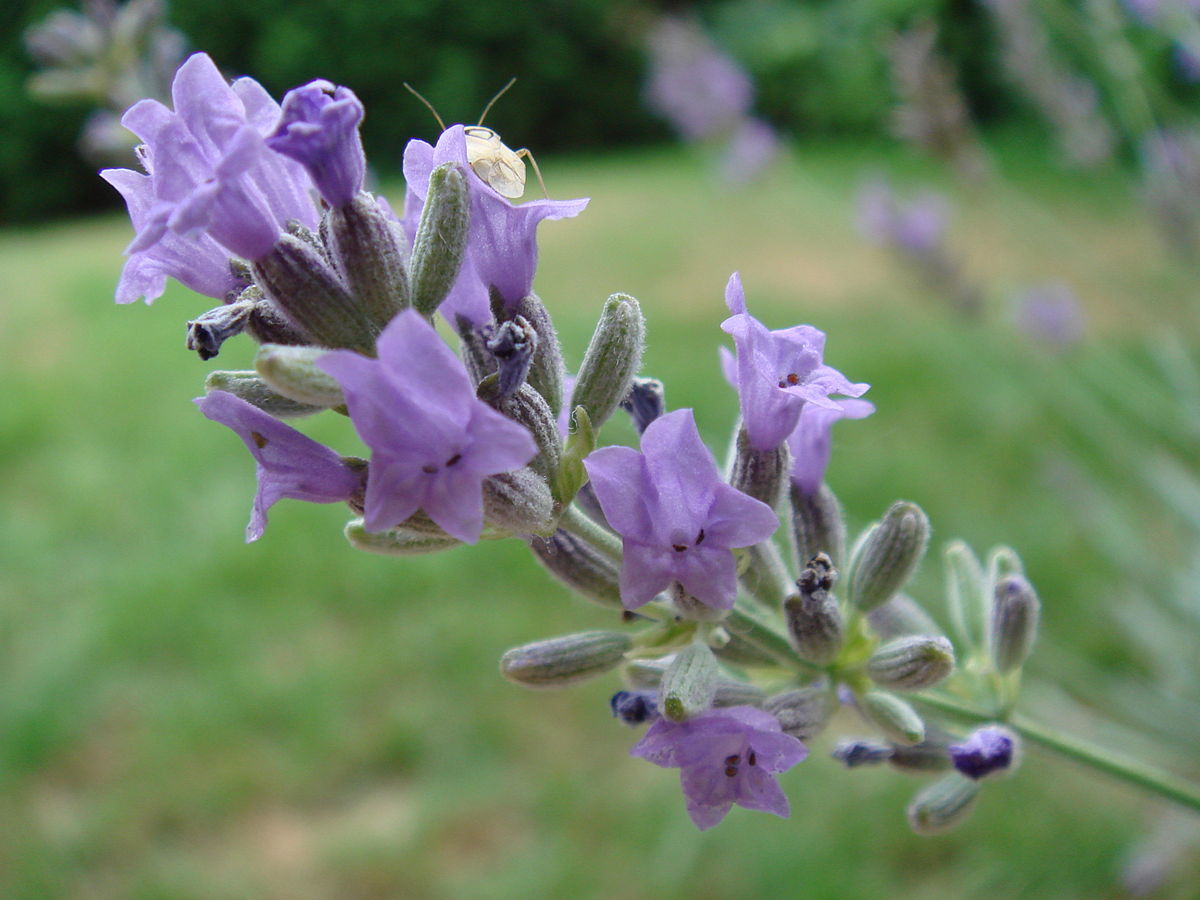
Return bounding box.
[403,125,588,323]
[583,408,779,610]
[644,17,752,141]
[718,117,781,184]
[317,309,537,542]
[104,52,319,268]
[267,79,366,207]
[856,180,948,254]
[631,705,807,830]
[1140,129,1200,258]
[1013,283,1085,348]
[196,390,364,542]
[788,398,876,495]
[949,725,1017,780]
[719,272,868,452]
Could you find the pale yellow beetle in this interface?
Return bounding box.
[404,78,548,199]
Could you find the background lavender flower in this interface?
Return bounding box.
[583,408,779,611]
[196,390,363,542]
[1141,128,1200,258]
[316,309,537,542]
[720,273,868,452]
[267,79,366,208]
[1012,282,1085,348]
[630,705,807,830]
[855,179,948,255]
[717,117,781,184]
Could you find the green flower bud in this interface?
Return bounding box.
[784,553,844,665]
[529,530,622,609]
[328,191,411,327]
[483,468,555,537]
[570,293,645,431]
[660,642,720,722]
[204,370,325,418]
[500,630,632,688]
[506,292,564,418]
[410,163,469,316]
[889,739,953,774]
[764,686,835,740]
[730,425,790,507]
[944,540,987,651]
[478,379,562,482]
[790,482,847,569]
[711,629,788,669]
[868,593,942,640]
[989,574,1040,673]
[253,233,378,354]
[846,501,930,612]
[255,343,345,408]
[906,773,981,835]
[344,518,460,556]
[867,635,956,691]
[862,690,926,745]
[712,679,767,708]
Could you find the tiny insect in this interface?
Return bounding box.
[404,78,548,199]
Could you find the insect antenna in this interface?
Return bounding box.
[477,77,517,126]
[403,83,447,132]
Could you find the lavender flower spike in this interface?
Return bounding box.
[583,408,779,611]
[403,125,588,320]
[631,705,807,830]
[267,80,366,208]
[788,398,875,495]
[196,390,364,542]
[111,53,319,264]
[720,273,869,451]
[317,309,537,542]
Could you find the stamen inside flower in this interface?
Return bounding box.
[251,431,269,449]
[724,753,740,777]
[777,372,802,388]
[446,453,462,467]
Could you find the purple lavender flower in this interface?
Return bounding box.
[630,705,807,830]
[1013,282,1085,348]
[856,180,948,254]
[644,17,753,141]
[316,309,537,542]
[583,408,779,611]
[196,390,364,542]
[719,273,868,452]
[107,53,319,266]
[402,125,588,322]
[788,398,876,495]
[266,79,366,208]
[949,725,1017,780]
[718,117,781,184]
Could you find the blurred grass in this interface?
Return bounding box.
[2,135,1199,898]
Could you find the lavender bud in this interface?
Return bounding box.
[454,315,498,386]
[790,482,847,569]
[483,468,555,537]
[906,773,981,835]
[660,642,720,721]
[327,192,411,328]
[868,593,942,640]
[989,574,1040,673]
[765,686,835,740]
[506,293,565,418]
[485,316,538,398]
[889,739,953,774]
[944,540,987,651]
[730,425,790,507]
[846,501,930,612]
[410,162,470,316]
[253,234,377,355]
[255,343,345,409]
[867,635,955,691]
[949,725,1020,780]
[344,518,460,556]
[610,690,658,725]
[784,553,844,665]
[528,530,622,609]
[862,690,926,745]
[203,371,325,419]
[500,630,633,688]
[711,629,786,668]
[242,289,311,347]
[570,293,646,431]
[622,658,670,690]
[832,740,893,768]
[620,376,665,434]
[477,380,561,482]
[711,678,767,708]
[187,299,254,360]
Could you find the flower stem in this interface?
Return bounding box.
[558,502,623,563]
[911,692,1200,814]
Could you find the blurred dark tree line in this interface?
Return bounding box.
[4,0,1198,223]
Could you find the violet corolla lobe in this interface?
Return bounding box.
[402,125,588,324]
[583,408,778,611]
[196,390,364,542]
[266,79,366,208]
[631,705,807,830]
[316,309,537,543]
[788,398,875,495]
[720,272,869,452]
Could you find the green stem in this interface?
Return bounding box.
[911,693,1200,814]
[557,503,622,564]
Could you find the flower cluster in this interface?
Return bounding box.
[106,53,1036,834]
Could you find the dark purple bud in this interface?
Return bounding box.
[949,725,1018,780]
[610,690,659,726]
[832,740,893,768]
[486,316,538,397]
[620,377,666,434]
[267,79,366,208]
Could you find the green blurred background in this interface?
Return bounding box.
[4,0,1200,897]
